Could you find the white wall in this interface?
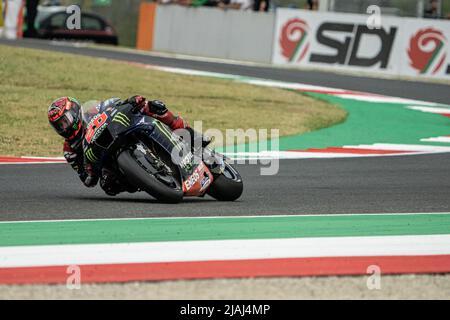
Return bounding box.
[153,5,275,63]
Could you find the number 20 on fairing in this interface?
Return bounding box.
[85,113,108,143]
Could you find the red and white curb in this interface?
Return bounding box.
[2,235,449,268]
[1,235,449,284]
[0,156,65,165]
[3,143,450,164]
[2,143,449,165]
[224,143,450,160]
[2,255,449,284]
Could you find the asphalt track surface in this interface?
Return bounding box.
[1,154,450,221]
[1,39,449,221]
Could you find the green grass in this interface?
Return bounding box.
[0,45,346,156]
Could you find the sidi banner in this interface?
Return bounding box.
[273,9,401,75]
[273,8,450,80]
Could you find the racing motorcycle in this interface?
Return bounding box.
[82,101,243,203]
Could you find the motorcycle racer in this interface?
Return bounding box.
[48,95,204,196]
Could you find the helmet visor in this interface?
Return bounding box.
[51,112,75,138]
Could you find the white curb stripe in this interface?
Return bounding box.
[421,137,450,143]
[1,235,450,268]
[224,143,450,159]
[350,143,450,152]
[225,152,410,160]
[241,79,348,93]
[334,94,438,105]
[407,106,450,114]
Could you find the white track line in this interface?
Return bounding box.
[1,212,449,225]
[1,235,450,268]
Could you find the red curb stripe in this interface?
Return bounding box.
[289,147,413,155]
[1,255,449,285]
[0,157,65,163]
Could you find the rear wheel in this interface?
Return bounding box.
[117,144,183,203]
[207,162,243,201]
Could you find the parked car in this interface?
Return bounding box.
[37,10,118,45]
[36,4,68,27]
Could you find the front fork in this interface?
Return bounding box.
[201,147,226,176]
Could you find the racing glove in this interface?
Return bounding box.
[140,99,188,130]
[82,163,99,188]
[126,95,168,115]
[148,100,168,115]
[124,95,147,112]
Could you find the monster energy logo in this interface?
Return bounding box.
[155,121,182,151]
[85,148,98,163]
[112,112,130,127]
[68,97,80,104]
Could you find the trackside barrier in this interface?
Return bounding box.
[136,2,156,51]
[0,1,4,28]
[1,0,24,39]
[138,6,450,80]
[148,5,275,63]
[273,9,450,80]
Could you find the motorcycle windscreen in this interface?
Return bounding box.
[82,100,102,124]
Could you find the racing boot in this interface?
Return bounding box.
[100,168,137,196]
[185,127,212,151]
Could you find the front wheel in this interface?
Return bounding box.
[117,148,183,203]
[207,162,243,201]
